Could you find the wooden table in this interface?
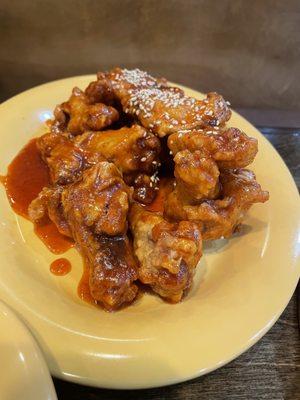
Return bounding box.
[53,126,300,400]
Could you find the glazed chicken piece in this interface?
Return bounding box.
[129,204,202,302]
[168,127,258,169]
[62,162,138,310]
[28,185,71,237]
[88,68,231,137]
[165,169,269,240]
[173,149,220,201]
[37,125,161,203]
[37,129,102,186]
[51,87,119,135]
[48,141,86,185]
[74,125,161,175]
[75,125,161,204]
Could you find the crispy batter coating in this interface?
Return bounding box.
[45,139,86,185]
[62,162,131,236]
[28,185,71,237]
[84,77,115,105]
[62,162,138,309]
[74,125,161,175]
[130,204,202,302]
[37,125,161,203]
[168,127,258,169]
[51,87,119,135]
[90,68,231,137]
[165,169,269,240]
[174,150,220,201]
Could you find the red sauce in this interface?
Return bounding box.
[3,139,50,217]
[35,221,73,254]
[50,258,72,275]
[78,264,96,305]
[145,177,174,213]
[1,138,74,254]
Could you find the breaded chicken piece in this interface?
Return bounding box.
[129,204,202,302]
[28,185,71,237]
[51,87,119,135]
[173,149,220,201]
[74,125,161,175]
[88,68,231,137]
[37,125,161,203]
[62,162,138,310]
[168,127,258,169]
[165,169,269,240]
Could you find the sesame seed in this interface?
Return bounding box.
[140,157,147,162]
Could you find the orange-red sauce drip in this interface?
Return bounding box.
[50,258,72,276]
[34,221,73,254]
[78,263,96,305]
[1,138,73,254]
[145,177,174,213]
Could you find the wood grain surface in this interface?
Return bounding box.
[53,127,300,400]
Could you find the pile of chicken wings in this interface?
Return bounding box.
[29,68,269,310]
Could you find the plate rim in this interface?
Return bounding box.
[0,75,299,389]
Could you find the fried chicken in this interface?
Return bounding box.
[74,125,161,175]
[173,149,220,201]
[168,127,258,169]
[24,68,270,311]
[88,68,231,137]
[129,204,202,302]
[165,169,269,240]
[51,87,119,135]
[62,162,138,310]
[28,185,71,237]
[37,125,161,203]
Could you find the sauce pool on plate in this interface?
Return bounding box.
[1,138,74,254]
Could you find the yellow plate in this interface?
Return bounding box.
[0,76,299,389]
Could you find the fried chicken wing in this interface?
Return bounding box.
[84,76,115,105]
[36,130,88,185]
[51,87,119,135]
[130,204,202,302]
[62,162,131,236]
[88,68,231,137]
[168,127,258,169]
[173,150,220,201]
[38,125,161,204]
[74,125,161,175]
[28,185,71,237]
[165,169,269,240]
[62,162,138,309]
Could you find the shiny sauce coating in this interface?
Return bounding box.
[145,177,174,213]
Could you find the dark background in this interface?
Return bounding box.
[1,0,299,112]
